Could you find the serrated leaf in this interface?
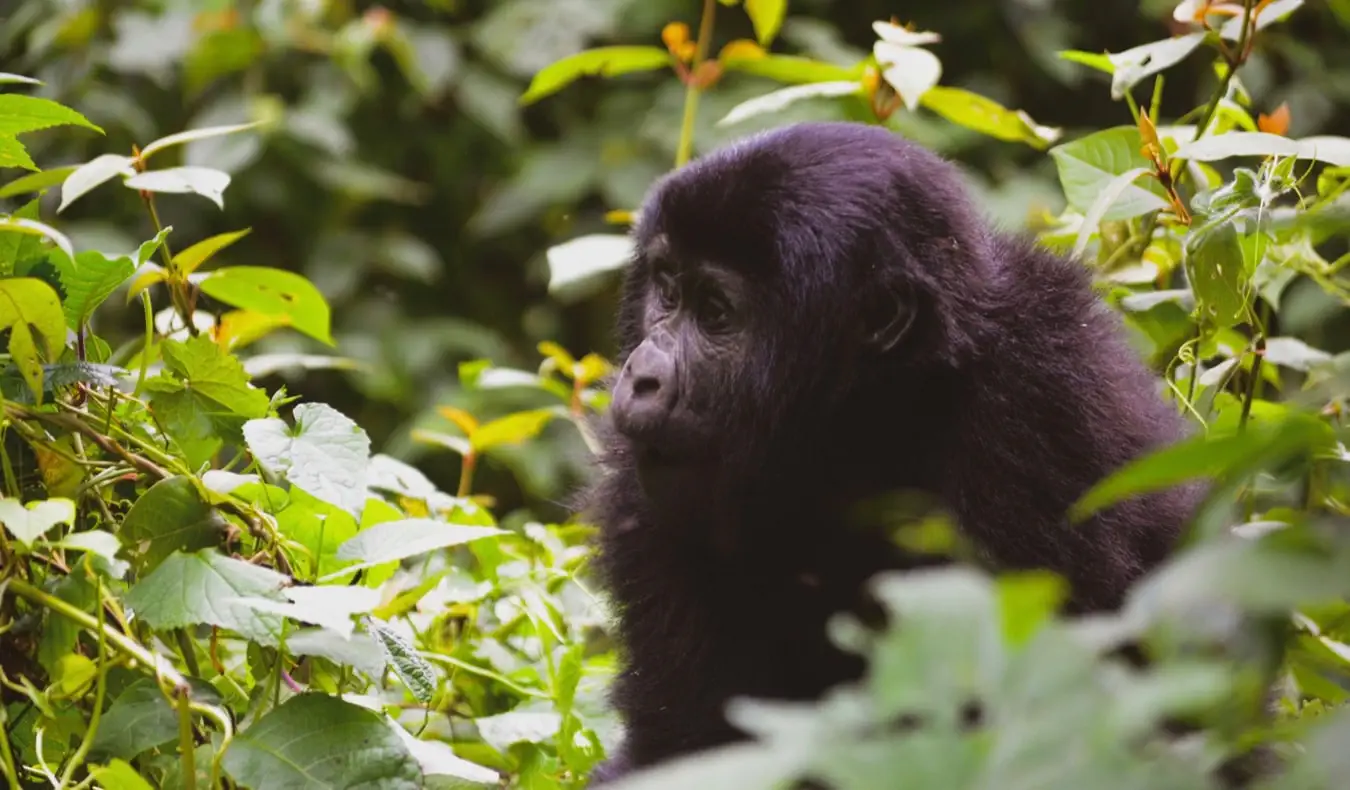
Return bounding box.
[53,249,135,330]
[1050,126,1170,221]
[223,693,421,788]
[89,679,178,760]
[0,135,36,171]
[520,46,673,105]
[719,81,860,127]
[124,166,231,208]
[244,402,371,518]
[158,334,271,418]
[120,476,225,572]
[198,265,334,345]
[125,549,288,644]
[0,94,102,136]
[0,277,66,403]
[744,0,786,45]
[172,227,250,275]
[364,618,437,702]
[58,154,136,213]
[0,497,74,547]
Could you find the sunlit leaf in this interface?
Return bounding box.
[0,165,78,199]
[172,227,250,275]
[719,81,860,127]
[873,43,940,111]
[1049,126,1169,221]
[244,402,372,518]
[520,47,673,105]
[744,0,787,45]
[199,265,334,345]
[1105,34,1205,100]
[58,154,136,213]
[546,233,633,295]
[0,94,102,136]
[332,518,504,576]
[0,214,75,261]
[124,166,232,208]
[0,277,67,402]
[0,135,36,171]
[0,497,75,548]
[125,549,288,644]
[920,86,1061,148]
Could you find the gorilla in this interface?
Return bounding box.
[580,121,1202,784]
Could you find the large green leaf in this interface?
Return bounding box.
[0,94,102,136]
[332,518,504,577]
[198,265,334,345]
[0,276,66,403]
[89,679,178,760]
[125,549,288,645]
[156,333,271,418]
[519,46,673,105]
[1049,126,1169,221]
[244,402,372,518]
[52,229,166,329]
[120,476,226,572]
[1184,217,1251,329]
[221,693,423,789]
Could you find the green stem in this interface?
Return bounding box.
[140,192,197,337]
[0,700,18,790]
[674,0,718,167]
[1194,0,1257,139]
[6,578,188,690]
[57,582,109,789]
[177,686,198,790]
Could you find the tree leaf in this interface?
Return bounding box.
[364,617,437,702]
[172,227,250,275]
[1049,126,1170,221]
[920,86,1061,149]
[0,165,78,199]
[0,135,36,171]
[0,214,75,261]
[221,693,422,789]
[88,759,156,790]
[546,233,633,294]
[1105,34,1206,100]
[198,265,334,345]
[125,549,288,645]
[1073,166,1157,258]
[244,402,371,518]
[330,518,503,578]
[0,497,75,548]
[719,81,860,127]
[89,679,178,760]
[57,154,136,213]
[472,408,558,452]
[520,47,673,105]
[158,333,271,418]
[744,0,786,45]
[123,166,232,208]
[120,476,226,572]
[0,94,102,136]
[1185,217,1251,329]
[139,121,263,160]
[0,277,67,403]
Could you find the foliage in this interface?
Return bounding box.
[0,0,1348,788]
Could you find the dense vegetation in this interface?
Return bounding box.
[0,0,1348,787]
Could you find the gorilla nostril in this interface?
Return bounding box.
[632,376,661,398]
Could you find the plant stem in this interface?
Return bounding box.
[57,582,109,789]
[674,0,718,167]
[177,686,198,790]
[140,192,197,337]
[1194,0,1257,139]
[6,578,188,690]
[457,452,476,498]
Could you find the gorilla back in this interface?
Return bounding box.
[582,121,1200,782]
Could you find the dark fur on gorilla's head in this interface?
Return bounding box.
[582,121,1202,784]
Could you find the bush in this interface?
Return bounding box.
[0,1,1348,788]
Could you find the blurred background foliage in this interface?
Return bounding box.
[2,0,1349,530]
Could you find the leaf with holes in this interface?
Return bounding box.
[199,265,334,345]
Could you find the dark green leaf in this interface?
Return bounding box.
[120,476,226,572]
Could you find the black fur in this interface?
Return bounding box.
[581,122,1201,782]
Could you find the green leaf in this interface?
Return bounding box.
[229,584,381,639]
[1175,132,1350,167]
[57,154,136,213]
[88,759,156,790]
[473,408,558,452]
[274,487,362,581]
[1263,336,1332,371]
[390,722,500,786]
[198,265,334,345]
[51,530,128,578]
[89,679,178,760]
[0,73,42,86]
[0,497,74,548]
[719,81,860,127]
[1071,414,1327,521]
[520,47,673,105]
[0,214,75,261]
[721,54,857,84]
[222,693,422,788]
[125,549,288,645]
[0,94,102,136]
[50,653,97,699]
[364,617,437,702]
[1105,34,1206,100]
[0,135,36,170]
[1073,166,1156,258]
[1185,217,1251,329]
[139,121,263,160]
[0,277,67,403]
[244,402,372,518]
[1057,49,1114,74]
[285,628,388,677]
[919,86,1061,149]
[330,518,503,579]
[158,333,271,418]
[120,476,226,572]
[123,166,232,208]
[744,0,786,45]
[172,227,251,275]
[0,165,77,199]
[52,244,151,330]
[1049,126,1169,221]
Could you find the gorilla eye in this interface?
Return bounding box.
[653,270,680,310]
[697,291,733,331]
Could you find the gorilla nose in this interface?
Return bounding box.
[611,344,678,440]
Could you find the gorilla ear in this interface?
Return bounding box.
[862,278,917,352]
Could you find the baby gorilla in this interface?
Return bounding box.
[582,121,1200,783]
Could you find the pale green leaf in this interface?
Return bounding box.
[244,402,372,518]
[58,154,136,213]
[124,166,231,208]
[0,497,75,547]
